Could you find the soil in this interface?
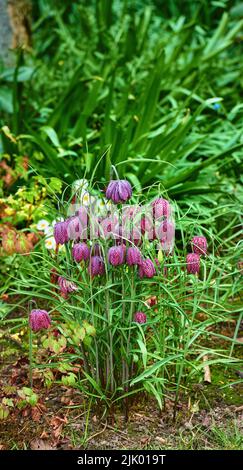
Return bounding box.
[0,347,242,450]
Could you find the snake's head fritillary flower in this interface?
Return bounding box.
[152,198,171,219]
[54,221,69,245]
[191,236,207,256]
[76,206,89,227]
[106,180,132,204]
[139,259,156,278]
[58,276,78,295]
[186,253,200,274]
[108,245,125,266]
[134,312,147,324]
[29,309,51,332]
[66,216,83,241]
[157,220,175,242]
[99,215,118,239]
[89,256,105,277]
[126,246,142,266]
[72,243,90,262]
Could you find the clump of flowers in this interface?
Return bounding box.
[30,168,215,414]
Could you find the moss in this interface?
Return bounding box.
[196,365,243,408]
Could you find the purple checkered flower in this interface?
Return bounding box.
[191,236,207,256]
[72,243,90,262]
[108,245,125,266]
[186,253,200,274]
[139,259,156,278]
[134,312,147,324]
[29,309,51,332]
[106,180,132,204]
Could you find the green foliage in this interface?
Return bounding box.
[0,1,242,414]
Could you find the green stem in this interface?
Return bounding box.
[121,269,126,392]
[126,268,135,391]
[29,329,33,388]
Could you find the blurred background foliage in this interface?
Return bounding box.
[0,0,242,239]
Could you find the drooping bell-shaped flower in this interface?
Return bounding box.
[29,309,51,332]
[191,236,207,256]
[139,259,156,278]
[108,245,125,266]
[152,198,171,219]
[88,256,105,277]
[54,221,69,245]
[126,246,142,266]
[157,220,175,242]
[134,312,147,324]
[72,243,90,262]
[66,216,83,241]
[58,276,78,295]
[186,253,200,274]
[106,180,132,204]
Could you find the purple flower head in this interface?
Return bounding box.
[139,259,156,278]
[192,236,207,256]
[58,276,78,295]
[134,311,147,324]
[152,198,171,219]
[126,246,142,266]
[76,206,89,226]
[72,243,90,262]
[141,215,153,239]
[108,245,125,266]
[99,215,118,239]
[157,220,175,242]
[29,309,51,332]
[89,256,105,277]
[106,180,132,204]
[54,221,69,245]
[186,253,200,275]
[67,216,83,241]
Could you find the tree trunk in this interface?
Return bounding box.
[0,0,32,64]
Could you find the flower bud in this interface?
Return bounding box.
[186,253,200,274]
[134,312,147,324]
[191,236,207,256]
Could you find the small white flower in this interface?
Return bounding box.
[81,191,95,206]
[72,179,89,192]
[45,237,56,250]
[95,198,109,216]
[36,219,50,232]
[44,225,53,236]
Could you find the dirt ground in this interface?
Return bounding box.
[0,350,242,450]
